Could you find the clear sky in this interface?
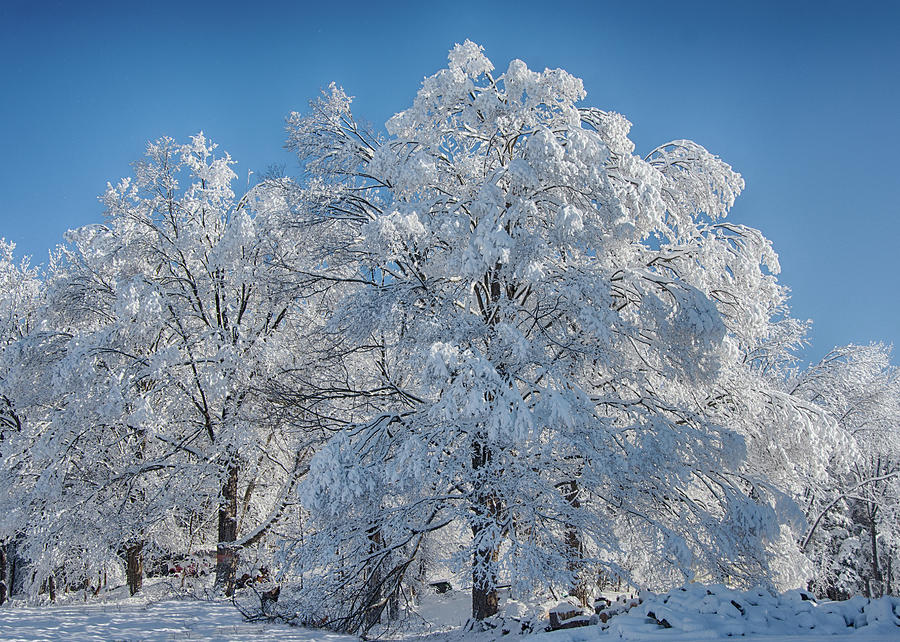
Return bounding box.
[1,0,897,365]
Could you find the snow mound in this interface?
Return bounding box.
[602,584,900,639]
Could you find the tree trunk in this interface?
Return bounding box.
[364,527,386,631]
[125,542,143,596]
[47,574,56,602]
[8,541,18,598]
[869,508,881,597]
[0,545,7,606]
[470,268,505,621]
[388,586,400,621]
[887,551,893,596]
[471,540,499,620]
[215,460,239,596]
[563,479,589,606]
[471,438,499,621]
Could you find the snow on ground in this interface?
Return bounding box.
[590,583,900,639]
[384,584,900,642]
[0,598,355,642]
[528,633,899,642]
[1,583,899,641]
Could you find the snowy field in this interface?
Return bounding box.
[0,599,356,641]
[2,584,899,642]
[0,601,897,642]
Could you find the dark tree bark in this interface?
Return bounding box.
[215,460,239,596]
[470,267,505,621]
[0,545,7,606]
[363,527,386,630]
[387,586,400,621]
[8,540,19,597]
[563,479,589,606]
[887,551,893,596]
[471,541,499,620]
[868,505,881,597]
[47,575,56,602]
[125,542,143,596]
[471,438,499,621]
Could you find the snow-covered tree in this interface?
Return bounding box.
[0,239,42,440]
[279,42,796,630]
[793,343,900,598]
[0,136,323,598]
[3,40,894,628]
[0,240,43,605]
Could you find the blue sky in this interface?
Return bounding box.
[1,0,897,365]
